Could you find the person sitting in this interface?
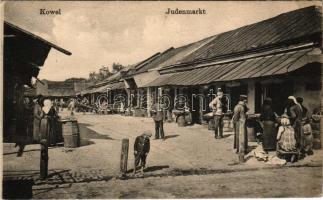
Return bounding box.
[277,115,297,161]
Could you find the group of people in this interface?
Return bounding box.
[209,88,315,162]
[260,96,314,158]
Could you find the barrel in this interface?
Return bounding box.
[246,119,256,142]
[223,116,233,132]
[62,120,80,148]
[313,138,321,150]
[184,113,192,125]
[312,130,320,139]
[177,116,186,127]
[208,119,215,130]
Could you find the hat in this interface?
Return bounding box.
[281,114,289,119]
[142,131,152,137]
[239,95,247,101]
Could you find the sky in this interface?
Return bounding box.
[4,1,321,81]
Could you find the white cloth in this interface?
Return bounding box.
[42,99,52,114]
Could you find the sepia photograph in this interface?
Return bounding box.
[2,1,323,199]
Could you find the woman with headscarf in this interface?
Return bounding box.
[33,95,43,143]
[260,98,278,151]
[39,99,59,146]
[284,96,302,148]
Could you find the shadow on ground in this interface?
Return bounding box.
[162,134,179,140]
[78,123,113,146]
[127,165,170,173]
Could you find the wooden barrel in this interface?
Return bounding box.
[208,119,215,130]
[247,127,256,142]
[313,138,321,150]
[184,113,192,125]
[223,117,233,132]
[177,116,186,127]
[62,120,80,148]
[312,130,320,139]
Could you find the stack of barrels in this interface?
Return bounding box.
[311,114,321,149]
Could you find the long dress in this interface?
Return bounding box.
[260,105,277,151]
[277,126,296,151]
[233,101,248,154]
[286,104,302,148]
[33,103,42,142]
[39,107,58,146]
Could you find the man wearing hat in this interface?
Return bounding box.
[209,88,224,139]
[232,95,249,162]
[133,131,152,175]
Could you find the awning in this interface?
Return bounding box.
[144,47,321,87]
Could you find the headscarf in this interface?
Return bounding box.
[42,99,52,114]
[288,96,302,112]
[281,114,291,126]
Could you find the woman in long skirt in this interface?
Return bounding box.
[260,98,277,151]
[40,99,58,146]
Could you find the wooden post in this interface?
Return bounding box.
[40,139,48,180]
[120,139,129,175]
[147,87,151,117]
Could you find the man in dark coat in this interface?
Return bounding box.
[232,95,248,162]
[133,131,152,175]
[151,102,165,139]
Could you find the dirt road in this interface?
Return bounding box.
[3,113,323,198]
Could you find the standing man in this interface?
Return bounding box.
[133,131,152,175]
[151,102,165,139]
[232,95,248,163]
[209,88,224,139]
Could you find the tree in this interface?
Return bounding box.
[112,63,124,73]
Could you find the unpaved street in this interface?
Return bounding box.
[3,113,323,198]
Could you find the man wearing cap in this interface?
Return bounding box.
[133,131,152,175]
[151,102,165,139]
[209,88,224,139]
[232,95,249,162]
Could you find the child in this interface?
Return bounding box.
[277,115,298,163]
[277,115,297,152]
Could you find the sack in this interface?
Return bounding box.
[302,124,312,135]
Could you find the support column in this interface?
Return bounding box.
[126,89,131,108]
[136,89,140,108]
[147,87,152,117]
[247,81,255,114]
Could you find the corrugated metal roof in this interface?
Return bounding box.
[144,47,318,87]
[176,6,321,64]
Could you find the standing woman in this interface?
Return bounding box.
[33,95,43,143]
[260,98,278,151]
[284,96,302,148]
[40,99,59,146]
